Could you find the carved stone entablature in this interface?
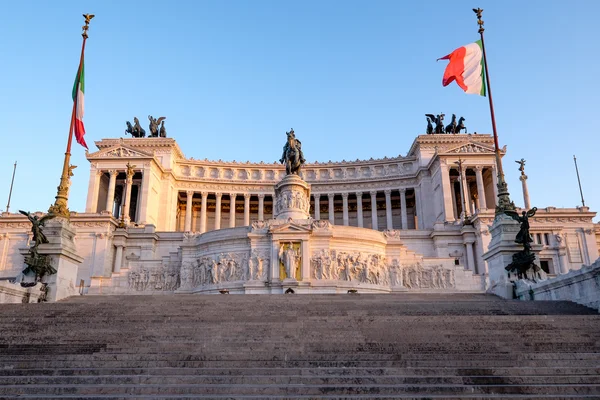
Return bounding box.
[93,138,185,160]
[407,133,496,156]
[443,142,495,154]
[87,145,153,160]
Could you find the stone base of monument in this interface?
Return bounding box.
[482,214,543,299]
[35,218,83,302]
[274,174,311,220]
[243,280,270,294]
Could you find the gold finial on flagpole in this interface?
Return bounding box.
[49,14,93,219]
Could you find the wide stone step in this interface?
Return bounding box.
[1,383,600,396]
[2,366,599,377]
[2,374,600,386]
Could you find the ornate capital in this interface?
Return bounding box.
[313,193,320,200]
[399,188,407,194]
[370,190,378,197]
[519,175,528,182]
[229,193,237,199]
[186,190,194,196]
[215,193,222,199]
[328,193,335,200]
[356,191,363,197]
[384,189,392,196]
[257,193,265,199]
[475,165,483,172]
[341,193,349,199]
[200,191,208,197]
[244,193,251,199]
[96,169,104,177]
[108,169,118,177]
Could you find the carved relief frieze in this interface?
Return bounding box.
[128,262,180,292]
[181,251,251,289]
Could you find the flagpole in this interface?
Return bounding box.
[573,155,585,207]
[5,161,17,213]
[49,14,93,218]
[473,8,515,215]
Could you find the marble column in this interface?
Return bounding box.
[184,190,194,232]
[475,166,487,210]
[138,167,151,224]
[328,194,335,224]
[313,194,321,220]
[370,191,378,231]
[439,162,454,221]
[86,169,102,213]
[243,193,251,226]
[113,245,124,273]
[214,193,222,230]
[356,192,363,228]
[258,194,265,220]
[105,170,118,213]
[384,189,393,230]
[461,169,470,216]
[400,188,408,230]
[342,193,349,226]
[229,193,237,228]
[491,165,499,201]
[200,191,207,233]
[123,171,134,224]
[520,174,531,210]
[465,240,476,271]
[450,178,459,220]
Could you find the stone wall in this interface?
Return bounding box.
[515,258,600,312]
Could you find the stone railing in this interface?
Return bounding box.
[515,258,600,312]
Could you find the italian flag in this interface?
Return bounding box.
[72,62,88,149]
[438,40,486,96]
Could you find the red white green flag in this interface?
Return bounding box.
[72,62,88,149]
[438,40,486,96]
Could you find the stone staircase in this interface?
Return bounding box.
[0,293,599,399]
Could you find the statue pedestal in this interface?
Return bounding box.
[36,218,83,302]
[482,213,521,299]
[274,175,311,220]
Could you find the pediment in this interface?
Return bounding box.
[87,145,153,159]
[269,222,313,234]
[443,142,495,154]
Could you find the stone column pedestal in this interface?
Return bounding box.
[36,218,84,302]
[482,214,542,299]
[274,174,311,220]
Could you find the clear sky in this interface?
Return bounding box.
[1,1,598,220]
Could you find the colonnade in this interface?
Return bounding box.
[179,188,416,233]
[443,164,496,220]
[86,168,145,224]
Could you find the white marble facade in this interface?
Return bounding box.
[0,134,598,294]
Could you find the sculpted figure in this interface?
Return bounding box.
[425,113,445,134]
[19,211,55,250]
[279,128,306,175]
[148,115,166,137]
[279,242,300,280]
[456,116,467,133]
[125,117,146,138]
[505,207,538,251]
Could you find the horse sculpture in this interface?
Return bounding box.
[456,117,467,133]
[445,114,457,134]
[425,113,445,134]
[279,128,305,175]
[125,117,146,138]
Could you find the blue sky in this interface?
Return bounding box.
[1,1,598,219]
